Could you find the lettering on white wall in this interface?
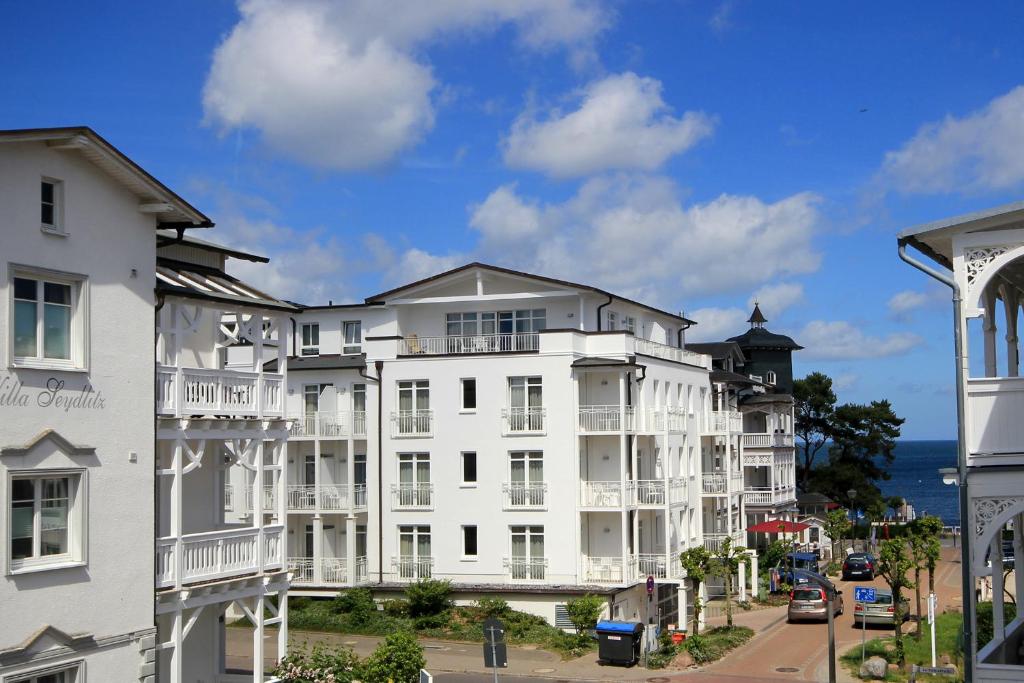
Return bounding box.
[0,376,106,411]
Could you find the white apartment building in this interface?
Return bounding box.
[279,262,783,628]
[0,127,292,683]
[900,201,1024,682]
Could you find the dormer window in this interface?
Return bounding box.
[300,322,319,356]
[40,178,64,235]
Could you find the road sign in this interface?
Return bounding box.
[646,575,655,595]
[483,617,508,674]
[854,586,876,603]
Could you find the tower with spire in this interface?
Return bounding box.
[726,304,803,394]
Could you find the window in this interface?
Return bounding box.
[40,178,64,234]
[624,316,636,334]
[303,383,332,415]
[508,451,544,506]
[507,376,543,432]
[462,525,478,558]
[11,662,82,683]
[11,271,84,369]
[606,311,617,330]
[9,471,84,572]
[397,453,430,506]
[446,312,488,337]
[398,380,430,412]
[343,320,362,354]
[300,322,319,356]
[766,370,777,385]
[398,525,431,579]
[461,378,477,411]
[509,525,545,579]
[461,452,477,484]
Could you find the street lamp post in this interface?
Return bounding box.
[847,488,857,553]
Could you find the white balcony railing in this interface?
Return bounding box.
[703,532,743,553]
[156,366,284,418]
[245,485,278,512]
[583,556,632,584]
[635,553,669,579]
[353,484,368,510]
[666,409,688,433]
[289,411,348,438]
[580,481,625,507]
[741,433,795,448]
[288,556,314,584]
[578,405,635,432]
[702,473,728,494]
[320,485,350,511]
[668,477,688,505]
[288,556,347,585]
[351,411,367,438]
[391,410,433,437]
[399,333,540,356]
[505,556,547,581]
[503,482,547,509]
[355,556,368,583]
[224,484,234,512]
[744,486,797,506]
[394,555,433,580]
[502,407,546,435]
[707,410,743,434]
[156,525,284,588]
[322,557,347,584]
[287,485,316,510]
[634,338,708,367]
[633,480,666,505]
[391,483,433,509]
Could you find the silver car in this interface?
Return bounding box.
[852,588,910,626]
[788,583,844,622]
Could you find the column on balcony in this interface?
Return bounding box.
[619,372,629,563]
[346,516,357,586]
[984,285,999,377]
[1004,286,1020,377]
[313,515,323,585]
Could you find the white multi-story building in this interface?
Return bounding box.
[899,201,1024,682]
[279,262,783,628]
[0,127,292,683]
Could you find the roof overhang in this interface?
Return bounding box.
[0,127,212,228]
[156,229,269,263]
[898,200,1024,271]
[156,258,296,312]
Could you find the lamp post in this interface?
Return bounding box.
[847,488,857,553]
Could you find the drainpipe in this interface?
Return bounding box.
[596,294,613,331]
[360,360,384,584]
[153,293,165,646]
[897,237,973,683]
[289,317,297,358]
[677,315,693,349]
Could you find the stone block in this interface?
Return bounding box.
[859,656,888,680]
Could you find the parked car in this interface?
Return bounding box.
[852,588,910,626]
[788,581,844,623]
[775,552,821,584]
[842,553,875,580]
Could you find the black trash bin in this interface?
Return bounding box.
[595,620,644,665]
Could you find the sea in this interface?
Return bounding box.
[878,440,959,525]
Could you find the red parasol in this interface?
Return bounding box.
[746,519,810,534]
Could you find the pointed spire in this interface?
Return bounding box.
[748,302,767,328]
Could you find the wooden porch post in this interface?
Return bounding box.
[984,286,999,377]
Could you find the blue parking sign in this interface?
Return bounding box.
[854,586,876,603]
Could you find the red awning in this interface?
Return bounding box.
[746,519,810,534]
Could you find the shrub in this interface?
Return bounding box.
[565,594,604,634]
[413,612,450,630]
[683,634,713,663]
[362,631,426,683]
[476,597,512,617]
[331,588,378,625]
[406,579,453,617]
[977,601,1018,649]
[382,598,410,617]
[273,642,363,682]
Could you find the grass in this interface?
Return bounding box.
[281,599,596,660]
[647,626,754,669]
[839,611,963,682]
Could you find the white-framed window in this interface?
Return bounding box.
[10,660,83,683]
[624,316,636,334]
[509,525,545,579]
[461,452,477,485]
[8,470,86,573]
[397,380,429,412]
[398,453,430,486]
[343,320,361,354]
[300,322,319,356]
[40,177,65,235]
[462,525,478,559]
[397,525,431,578]
[606,311,617,330]
[461,378,477,411]
[303,383,332,415]
[10,268,87,370]
[766,370,777,385]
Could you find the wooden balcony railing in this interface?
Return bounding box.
[741,433,795,448]
[156,366,284,418]
[707,410,743,433]
[156,525,283,588]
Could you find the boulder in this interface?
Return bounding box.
[859,656,888,680]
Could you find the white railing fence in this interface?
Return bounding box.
[399,333,540,355]
[502,407,546,434]
[391,410,433,437]
[391,483,433,508]
[505,556,547,581]
[580,481,625,507]
[156,366,284,417]
[742,433,795,448]
[394,556,433,580]
[578,405,635,432]
[503,482,547,508]
[157,525,284,588]
[634,338,708,368]
[702,473,727,494]
[583,556,631,583]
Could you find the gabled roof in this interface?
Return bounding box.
[0,429,95,457]
[156,258,296,312]
[0,624,94,664]
[157,229,268,263]
[0,126,212,228]
[364,262,697,325]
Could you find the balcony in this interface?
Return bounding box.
[244,485,277,512]
[399,332,540,356]
[156,525,284,589]
[702,473,728,494]
[502,407,546,435]
[580,481,626,507]
[966,376,1024,466]
[286,485,316,510]
[391,483,433,510]
[583,556,633,584]
[578,405,635,433]
[634,338,708,368]
[351,411,367,438]
[391,410,433,438]
[393,555,433,580]
[505,556,547,582]
[635,553,672,579]
[156,366,284,418]
[288,557,349,586]
[289,411,349,438]
[634,480,666,505]
[706,410,742,434]
[744,486,797,507]
[503,482,547,509]
[703,532,743,553]
[741,433,795,448]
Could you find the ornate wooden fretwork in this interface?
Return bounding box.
[965,246,1010,285]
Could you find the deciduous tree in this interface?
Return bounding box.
[680,546,713,635]
[877,538,916,665]
[711,536,750,628]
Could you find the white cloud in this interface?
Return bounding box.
[748,282,804,317]
[204,0,610,170]
[886,287,948,320]
[467,174,822,305]
[797,320,924,360]
[502,72,715,178]
[833,373,859,391]
[709,1,735,34]
[686,307,748,342]
[879,85,1024,194]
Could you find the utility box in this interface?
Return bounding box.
[595,620,644,666]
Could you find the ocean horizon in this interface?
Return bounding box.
[880,439,959,525]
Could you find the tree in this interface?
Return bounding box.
[877,538,916,666]
[907,517,942,639]
[564,594,604,634]
[914,516,944,597]
[822,508,852,560]
[793,372,837,492]
[362,631,426,683]
[680,546,714,635]
[710,536,750,628]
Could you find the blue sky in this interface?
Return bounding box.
[4,1,1024,439]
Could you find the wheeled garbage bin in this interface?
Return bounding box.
[595,620,644,666]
